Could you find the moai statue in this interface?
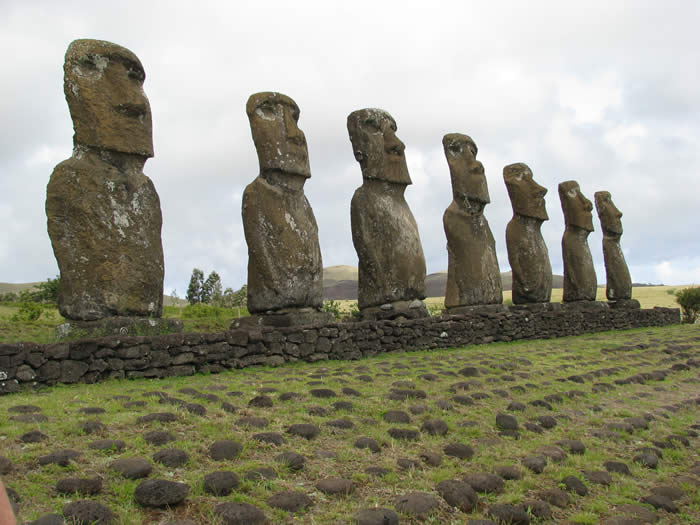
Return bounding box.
[240,92,331,327]
[594,191,636,307]
[504,163,552,304]
[442,134,502,311]
[347,108,428,319]
[46,39,165,322]
[559,181,597,302]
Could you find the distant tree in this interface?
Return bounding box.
[186,268,204,305]
[676,286,700,324]
[201,271,222,304]
[33,276,61,304]
[221,287,235,308]
[231,284,247,318]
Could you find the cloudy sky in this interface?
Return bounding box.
[1,1,699,296]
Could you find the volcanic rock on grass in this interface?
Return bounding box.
[353,508,399,525]
[307,406,329,416]
[435,399,455,410]
[276,451,306,471]
[388,388,427,400]
[522,455,547,474]
[134,479,189,507]
[459,366,480,377]
[488,503,530,524]
[278,392,303,402]
[209,440,242,461]
[137,412,177,424]
[650,485,684,501]
[365,466,391,477]
[310,388,337,398]
[144,431,175,446]
[316,478,354,495]
[640,494,678,513]
[185,403,206,416]
[78,407,106,415]
[203,471,240,496]
[452,394,474,406]
[523,422,544,434]
[388,427,419,440]
[355,437,381,453]
[530,399,553,410]
[536,415,557,428]
[561,475,588,496]
[633,451,659,469]
[519,500,552,520]
[327,418,354,429]
[109,457,152,479]
[56,477,102,495]
[615,503,658,523]
[248,395,274,408]
[555,439,585,454]
[62,500,114,524]
[8,404,42,413]
[253,432,286,445]
[536,488,569,508]
[466,521,498,525]
[383,410,411,423]
[244,467,277,481]
[536,445,567,462]
[604,461,631,475]
[623,416,649,430]
[409,403,429,414]
[436,479,478,512]
[397,458,423,471]
[420,451,442,467]
[421,419,448,436]
[0,456,12,475]
[214,502,268,525]
[153,448,189,468]
[496,413,519,431]
[88,439,125,451]
[495,465,522,480]
[20,430,48,443]
[600,518,645,525]
[38,450,81,467]
[333,401,353,411]
[393,491,439,517]
[444,442,474,460]
[267,490,313,512]
[463,472,504,494]
[665,434,690,447]
[287,423,320,440]
[583,470,613,485]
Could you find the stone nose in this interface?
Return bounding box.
[384,128,405,155]
[283,110,305,145]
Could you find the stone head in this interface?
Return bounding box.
[246,92,311,179]
[347,108,411,185]
[559,180,594,232]
[443,133,489,206]
[64,39,153,157]
[594,191,623,237]
[503,163,548,221]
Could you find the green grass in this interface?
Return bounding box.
[0,324,698,523]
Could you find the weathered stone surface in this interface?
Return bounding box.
[595,191,632,301]
[214,502,268,525]
[242,92,324,315]
[47,39,164,321]
[504,163,552,303]
[443,134,502,308]
[347,108,427,315]
[134,479,189,507]
[559,180,597,302]
[353,508,399,525]
[62,500,114,524]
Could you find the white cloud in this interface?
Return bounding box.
[556,72,622,124]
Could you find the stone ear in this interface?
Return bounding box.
[354,150,364,162]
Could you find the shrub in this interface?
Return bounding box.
[181,303,230,319]
[322,300,343,320]
[11,301,43,322]
[675,286,700,324]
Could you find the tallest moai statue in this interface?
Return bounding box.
[46,39,164,321]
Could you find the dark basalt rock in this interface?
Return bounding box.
[62,500,114,524]
[496,413,519,430]
[214,502,268,525]
[495,465,522,480]
[20,430,48,443]
[436,479,478,512]
[393,491,439,517]
[421,419,448,436]
[244,467,277,481]
[209,440,242,460]
[109,457,152,479]
[56,477,102,495]
[522,455,547,474]
[143,430,176,446]
[463,472,504,494]
[536,488,570,508]
[153,448,189,468]
[444,442,474,460]
[383,410,411,423]
[88,439,125,451]
[276,451,306,471]
[604,461,631,475]
[561,475,588,496]
[267,490,313,512]
[38,449,81,467]
[203,471,239,496]
[315,478,354,495]
[388,427,419,440]
[248,395,274,408]
[134,479,189,508]
[287,423,320,440]
[355,437,381,453]
[488,503,531,525]
[353,507,399,525]
[252,432,286,445]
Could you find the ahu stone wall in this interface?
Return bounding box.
[0,305,680,394]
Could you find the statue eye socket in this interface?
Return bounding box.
[364,118,380,130]
[448,144,462,153]
[80,56,98,69]
[127,68,145,82]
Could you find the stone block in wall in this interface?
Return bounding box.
[107,358,124,371]
[303,330,319,344]
[151,333,185,351]
[69,341,99,360]
[95,348,115,358]
[26,352,47,368]
[266,342,283,355]
[15,365,36,382]
[316,337,331,353]
[116,345,149,359]
[60,360,89,383]
[149,351,170,368]
[226,330,249,346]
[287,332,304,344]
[309,353,328,362]
[123,358,149,371]
[284,343,300,358]
[0,344,23,356]
[38,361,61,381]
[165,365,195,377]
[183,333,203,346]
[88,359,108,372]
[172,352,195,365]
[262,331,283,343]
[206,342,233,360]
[0,379,20,394]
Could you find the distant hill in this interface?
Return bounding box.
[0,282,42,295]
[323,266,565,300]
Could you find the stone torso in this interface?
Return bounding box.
[46,154,164,320]
[444,202,502,307]
[351,181,426,309]
[506,215,552,304]
[602,236,632,300]
[562,227,597,302]
[242,176,323,313]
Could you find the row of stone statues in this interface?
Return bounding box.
[46,39,633,327]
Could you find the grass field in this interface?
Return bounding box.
[0,324,697,523]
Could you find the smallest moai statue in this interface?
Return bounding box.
[594,191,638,308]
[559,181,597,303]
[504,163,552,304]
[442,134,503,312]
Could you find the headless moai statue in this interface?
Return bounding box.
[559,181,597,302]
[46,39,164,321]
[240,92,330,327]
[595,191,636,306]
[504,163,552,304]
[442,134,502,311]
[347,108,427,319]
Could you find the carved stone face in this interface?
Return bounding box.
[594,191,623,236]
[64,39,153,157]
[246,92,311,179]
[347,108,411,185]
[559,180,594,232]
[503,163,548,221]
[443,133,489,206]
